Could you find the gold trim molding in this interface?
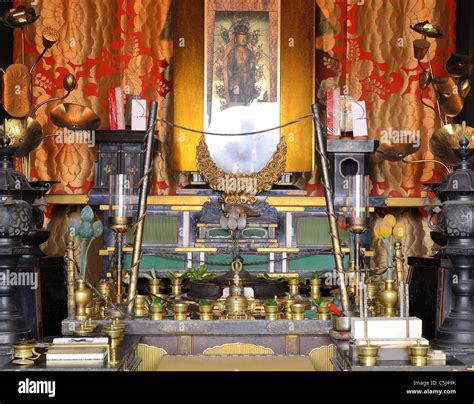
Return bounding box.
[196,135,287,204]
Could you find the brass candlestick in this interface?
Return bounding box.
[103,325,123,366]
[288,278,300,296]
[65,241,76,319]
[108,172,134,304]
[309,278,322,300]
[171,279,183,296]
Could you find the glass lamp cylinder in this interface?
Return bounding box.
[346,174,369,233]
[108,174,133,232]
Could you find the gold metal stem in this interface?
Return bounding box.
[401,158,452,173]
[426,50,446,126]
[127,101,158,315]
[30,90,71,116]
[312,104,349,312]
[21,27,25,65]
[65,241,76,319]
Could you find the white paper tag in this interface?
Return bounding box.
[351,100,368,137]
[131,99,147,131]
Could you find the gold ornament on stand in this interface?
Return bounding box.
[74,279,93,321]
[222,260,251,320]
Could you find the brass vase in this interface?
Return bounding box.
[264,304,280,320]
[171,279,183,296]
[75,279,92,321]
[310,278,322,300]
[147,278,162,298]
[97,279,114,302]
[281,297,297,320]
[380,279,398,317]
[134,295,149,318]
[149,304,164,320]
[199,304,213,321]
[291,303,306,320]
[288,278,300,296]
[173,302,189,321]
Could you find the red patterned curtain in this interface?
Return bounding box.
[310,0,456,197]
[14,0,175,195]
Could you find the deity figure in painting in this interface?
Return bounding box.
[226,24,257,106]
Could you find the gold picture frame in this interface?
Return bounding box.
[173,0,314,174]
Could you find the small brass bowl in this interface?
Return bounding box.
[11,342,40,361]
[358,340,380,367]
[409,340,430,357]
[291,303,306,320]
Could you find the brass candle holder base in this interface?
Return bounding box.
[317,306,331,320]
[264,305,280,321]
[173,302,189,321]
[11,342,40,365]
[409,339,430,366]
[199,305,213,321]
[409,355,427,366]
[291,303,306,320]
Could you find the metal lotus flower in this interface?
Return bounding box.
[0,117,42,157]
[410,20,444,39]
[430,124,474,166]
[0,6,39,28]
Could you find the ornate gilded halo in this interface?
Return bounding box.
[196,136,287,205]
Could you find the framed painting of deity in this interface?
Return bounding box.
[173,0,314,175]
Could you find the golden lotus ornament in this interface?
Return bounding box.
[446,53,473,77]
[0,6,39,27]
[0,117,42,157]
[433,77,464,117]
[50,103,101,130]
[430,124,474,166]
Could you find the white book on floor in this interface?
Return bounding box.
[46,347,107,362]
[52,337,108,345]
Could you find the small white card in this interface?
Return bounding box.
[131,99,147,131]
[351,100,368,137]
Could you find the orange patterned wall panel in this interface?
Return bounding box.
[15,0,174,195]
